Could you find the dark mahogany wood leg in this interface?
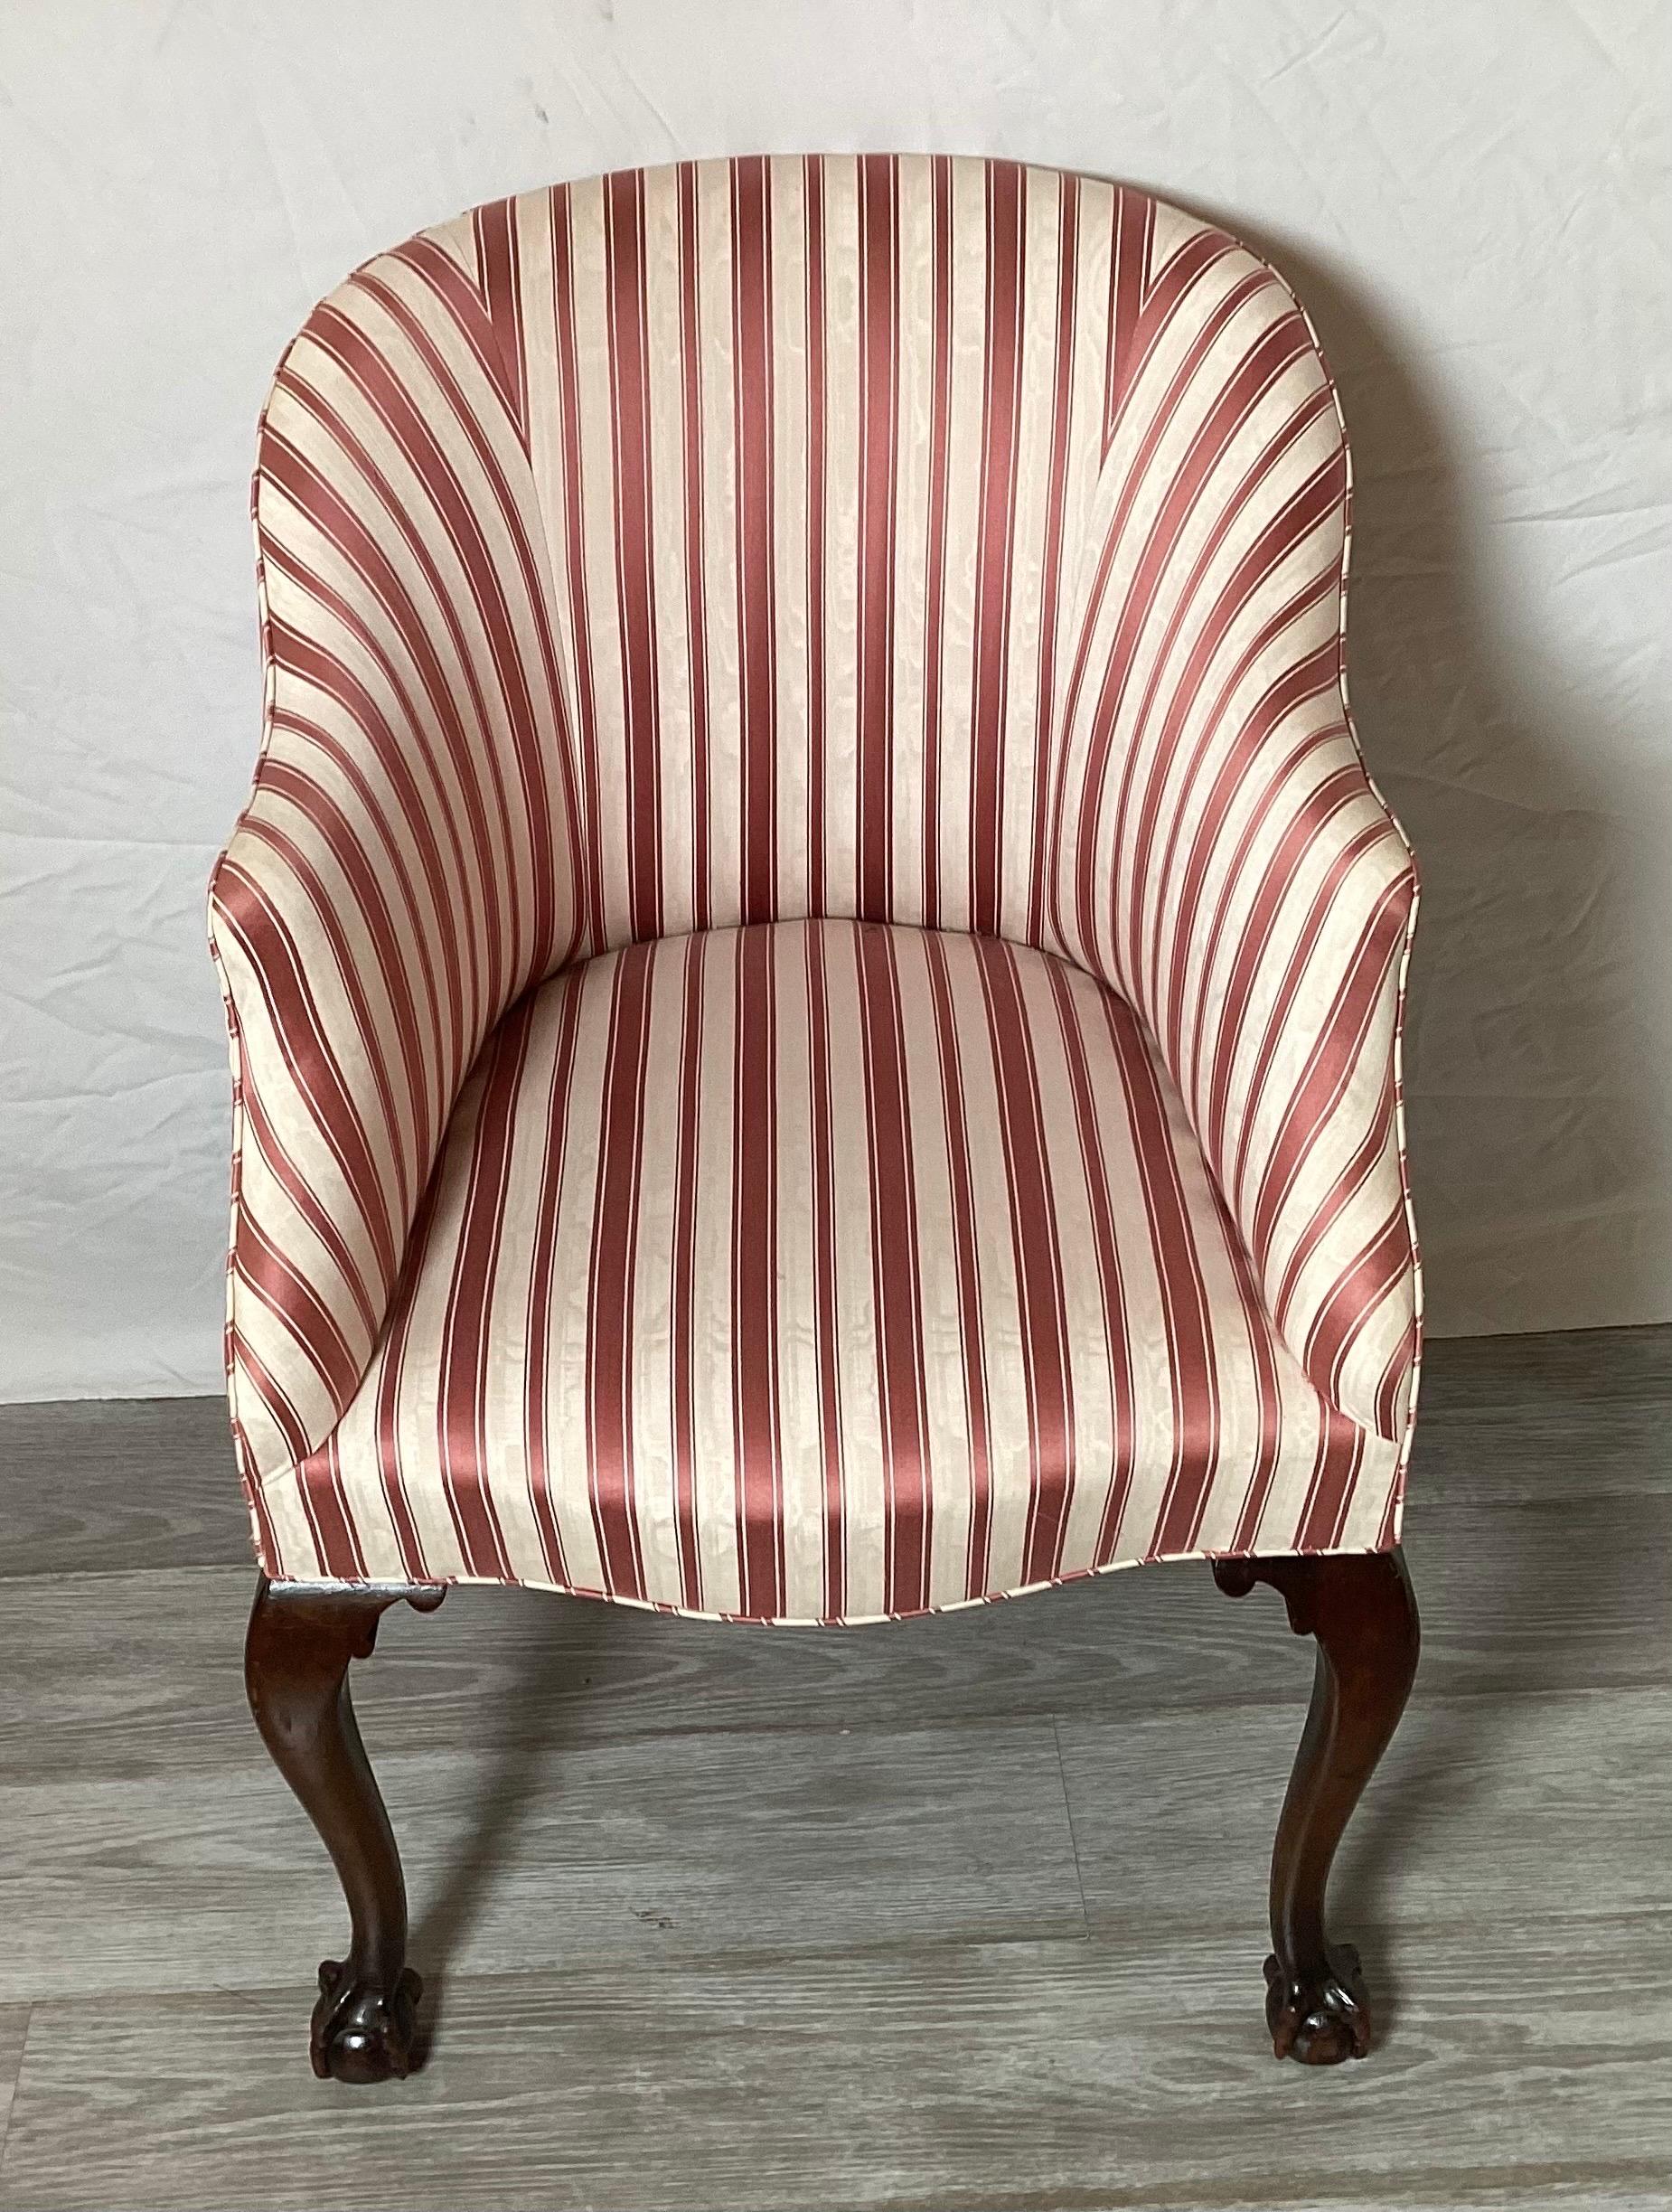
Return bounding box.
[245,1574,446,2084]
[1212,1548,1420,2065]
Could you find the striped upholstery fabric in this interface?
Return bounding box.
[210,155,1420,1618]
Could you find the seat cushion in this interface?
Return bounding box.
[259,921,1404,1619]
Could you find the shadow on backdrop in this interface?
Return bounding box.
[1151,191,1667,1347]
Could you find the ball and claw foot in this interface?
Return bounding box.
[1263,1943,1371,2065]
[309,1958,423,2085]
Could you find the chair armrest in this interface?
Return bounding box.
[1050,240,1419,1439]
[212,227,572,1482]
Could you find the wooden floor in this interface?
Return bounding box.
[0,1329,1668,2210]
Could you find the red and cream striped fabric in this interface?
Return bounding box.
[211,156,1420,1618]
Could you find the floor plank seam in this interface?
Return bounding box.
[0,2006,34,2192]
[0,1559,253,1591]
[0,1925,1121,2016]
[1049,1712,1094,1938]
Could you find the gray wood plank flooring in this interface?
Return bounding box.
[1,1933,1667,2212]
[1058,1685,1672,1930]
[0,1395,246,1576]
[1,1712,1086,2002]
[0,1326,1667,2208]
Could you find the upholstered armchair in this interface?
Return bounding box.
[212,155,1421,2085]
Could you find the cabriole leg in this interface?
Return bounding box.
[245,1574,446,2083]
[1213,1549,1420,2064]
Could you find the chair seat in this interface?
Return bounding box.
[271,919,1402,1619]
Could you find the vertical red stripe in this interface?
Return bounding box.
[803,921,848,1621]
[289,1430,363,1580]
[1041,960,1138,1573]
[1243,874,1411,1271]
[211,865,401,1291]
[237,818,413,1227]
[259,412,496,1036]
[1209,1174,1286,1558]
[803,156,830,923]
[471,197,528,432]
[1069,312,1320,977]
[389,227,582,980]
[921,932,996,1596]
[730,926,785,1615]
[604,169,665,943]
[856,155,899,918]
[969,161,1027,937]
[919,155,954,929]
[1297,1409,1366,1551]
[434,1009,532,1577]
[1215,809,1390,1200]
[249,756,435,1195]
[667,933,709,1608]
[677,164,715,932]
[584,946,656,1598]
[261,708,451,1119]
[731,158,779,926]
[972,940,1076,1588]
[1096,994,1221,1559]
[1151,618,1340,1062]
[1049,264,1270,961]
[366,1154,456,1579]
[1117,385,1337,991]
[1303,1208,1410,1417]
[1104,185,1155,445]
[318,273,560,995]
[521,973,587,1588]
[1025,173,1079,946]
[550,184,608,955]
[855,924,933,1613]
[1179,742,1353,1115]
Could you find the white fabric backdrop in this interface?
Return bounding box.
[3,0,1667,1401]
